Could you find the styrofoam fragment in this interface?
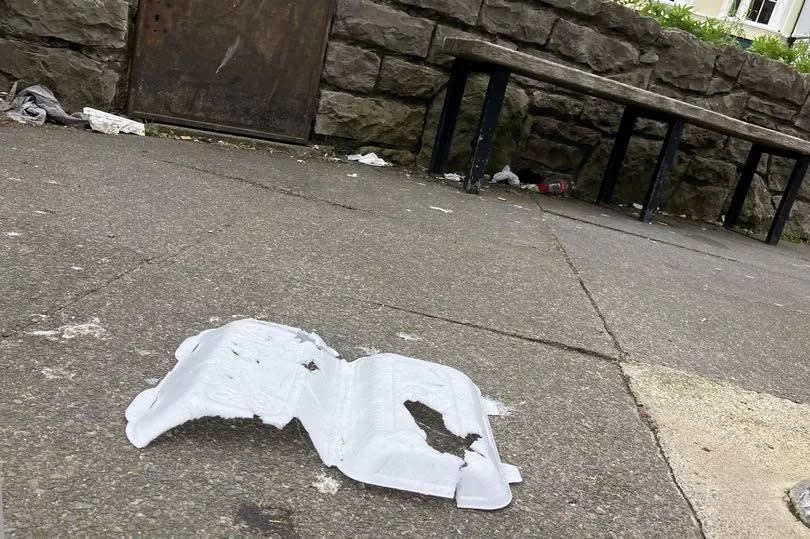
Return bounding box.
[82,107,145,136]
[125,319,520,509]
[347,153,390,166]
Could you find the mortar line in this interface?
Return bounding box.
[537,199,707,537]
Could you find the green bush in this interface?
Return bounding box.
[749,35,810,72]
[619,0,810,73]
[620,0,742,45]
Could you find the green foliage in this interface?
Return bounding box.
[749,35,810,73]
[695,17,744,46]
[619,0,742,45]
[781,231,807,243]
[619,0,810,73]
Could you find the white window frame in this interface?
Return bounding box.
[720,0,791,32]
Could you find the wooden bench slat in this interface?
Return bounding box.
[442,38,810,156]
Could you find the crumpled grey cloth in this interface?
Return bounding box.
[0,85,88,127]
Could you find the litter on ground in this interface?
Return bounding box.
[429,206,454,214]
[83,108,145,136]
[443,172,463,182]
[1,84,144,136]
[125,319,521,510]
[491,165,520,186]
[347,152,390,167]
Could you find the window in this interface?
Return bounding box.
[727,0,743,17]
[746,0,778,24]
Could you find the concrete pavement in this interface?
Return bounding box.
[2,124,809,537]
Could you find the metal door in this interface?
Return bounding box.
[128,0,333,143]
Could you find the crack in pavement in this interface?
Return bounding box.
[366,300,621,363]
[536,203,810,284]
[0,220,237,341]
[156,159,371,213]
[538,206,744,265]
[616,363,708,538]
[535,199,707,537]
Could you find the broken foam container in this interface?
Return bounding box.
[125,319,521,510]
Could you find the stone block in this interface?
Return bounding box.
[580,98,625,134]
[607,69,651,89]
[683,156,737,187]
[322,42,380,93]
[706,77,734,95]
[315,90,425,148]
[529,91,584,118]
[715,45,747,79]
[547,19,639,73]
[332,0,435,58]
[741,111,781,130]
[531,117,603,146]
[576,137,685,203]
[417,74,529,173]
[747,96,795,121]
[725,137,769,175]
[730,173,773,232]
[665,182,729,220]
[480,0,557,46]
[794,96,810,131]
[0,0,129,49]
[397,0,482,25]
[681,126,726,151]
[540,0,601,16]
[738,54,810,106]
[693,92,747,117]
[767,155,810,199]
[0,38,119,111]
[639,50,658,64]
[525,135,589,172]
[594,1,660,46]
[378,57,445,99]
[653,28,717,93]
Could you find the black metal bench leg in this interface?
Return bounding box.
[429,59,470,174]
[725,144,764,230]
[766,155,809,245]
[597,106,638,205]
[640,118,684,222]
[464,66,510,194]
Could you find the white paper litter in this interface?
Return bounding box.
[347,153,390,167]
[443,173,463,182]
[491,165,520,186]
[429,206,454,214]
[632,203,643,210]
[82,108,145,136]
[125,319,521,510]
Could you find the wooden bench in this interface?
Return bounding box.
[428,38,810,245]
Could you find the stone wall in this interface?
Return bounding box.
[315,0,810,239]
[0,0,134,112]
[2,0,810,238]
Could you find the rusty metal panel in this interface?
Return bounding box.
[128,0,333,143]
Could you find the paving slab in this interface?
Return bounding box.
[546,211,810,403]
[537,195,810,280]
[624,361,810,538]
[0,124,616,356]
[0,125,274,335]
[0,263,699,536]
